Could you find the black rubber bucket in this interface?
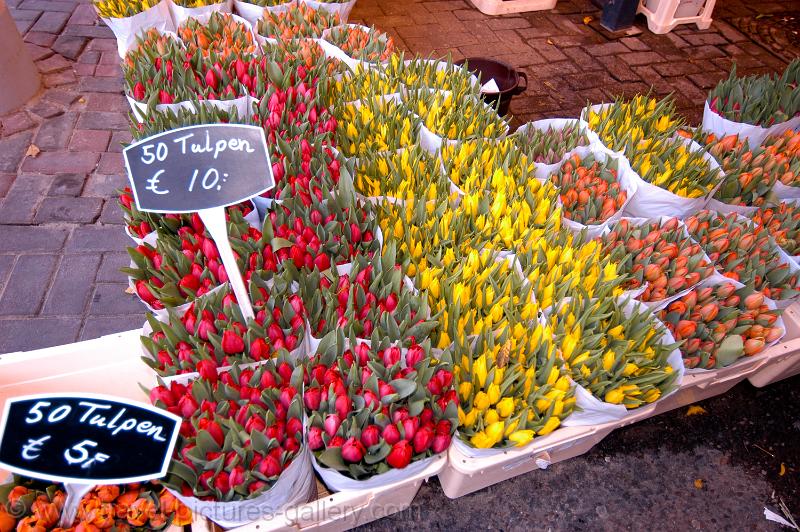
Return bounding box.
[455,57,527,116]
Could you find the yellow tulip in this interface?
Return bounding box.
[508,430,535,446]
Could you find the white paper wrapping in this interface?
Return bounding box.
[299,0,357,22]
[102,0,175,57]
[234,0,296,25]
[701,100,800,148]
[169,0,233,26]
[623,136,724,219]
[312,452,435,492]
[561,297,685,427]
[170,446,315,528]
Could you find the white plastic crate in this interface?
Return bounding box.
[637,0,716,34]
[468,0,557,16]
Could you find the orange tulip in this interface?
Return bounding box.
[126,499,154,527]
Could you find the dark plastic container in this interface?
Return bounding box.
[455,57,527,116]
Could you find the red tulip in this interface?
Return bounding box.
[335,394,351,419]
[382,424,401,445]
[222,330,245,354]
[360,425,380,448]
[197,359,218,383]
[341,437,366,463]
[386,440,412,469]
[304,387,321,410]
[324,414,341,437]
[258,455,282,478]
[432,433,451,453]
[308,426,324,450]
[405,344,425,368]
[413,425,434,453]
[402,417,419,440]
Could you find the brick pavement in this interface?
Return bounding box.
[0,0,794,353]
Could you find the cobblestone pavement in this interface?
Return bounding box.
[0,0,798,528]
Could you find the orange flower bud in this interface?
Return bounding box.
[31,500,59,528]
[95,486,120,504]
[126,498,154,527]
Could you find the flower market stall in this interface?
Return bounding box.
[2,1,800,530]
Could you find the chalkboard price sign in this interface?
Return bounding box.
[123,124,275,213]
[0,394,181,485]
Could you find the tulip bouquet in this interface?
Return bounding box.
[93,0,158,18]
[0,478,65,532]
[521,231,626,311]
[354,145,451,202]
[124,209,261,310]
[441,138,536,196]
[130,99,246,135]
[761,130,800,188]
[707,62,800,127]
[751,203,800,257]
[304,330,458,482]
[585,94,682,151]
[257,4,340,39]
[178,12,258,58]
[685,210,800,301]
[251,72,338,147]
[598,217,715,303]
[254,40,338,101]
[405,89,507,143]
[124,29,254,105]
[383,54,479,96]
[428,249,538,353]
[259,190,382,275]
[244,0,293,5]
[301,245,436,343]
[550,295,680,409]
[150,357,306,502]
[1,477,192,532]
[264,136,341,203]
[375,198,490,285]
[332,65,401,105]
[514,120,591,165]
[74,483,190,530]
[119,187,256,241]
[692,132,781,207]
[658,283,783,369]
[551,152,629,226]
[334,96,418,156]
[626,136,721,198]
[142,275,306,375]
[173,0,227,5]
[263,37,343,81]
[453,324,576,449]
[323,25,395,63]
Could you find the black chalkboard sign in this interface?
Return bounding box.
[123,124,275,213]
[0,394,181,484]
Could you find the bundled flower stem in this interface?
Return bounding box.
[627,137,720,198]
[441,138,536,196]
[685,210,800,301]
[384,53,478,96]
[453,324,576,449]
[552,152,627,226]
[151,357,305,501]
[257,3,340,39]
[335,96,418,156]
[514,121,590,164]
[332,64,401,105]
[141,274,306,375]
[305,330,457,478]
[692,132,781,207]
[598,217,715,303]
[585,94,682,152]
[761,130,800,188]
[707,61,800,127]
[658,283,783,369]
[519,230,626,310]
[406,89,507,142]
[300,244,436,343]
[324,25,394,63]
[355,145,450,202]
[551,296,679,408]
[751,203,800,256]
[94,0,158,18]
